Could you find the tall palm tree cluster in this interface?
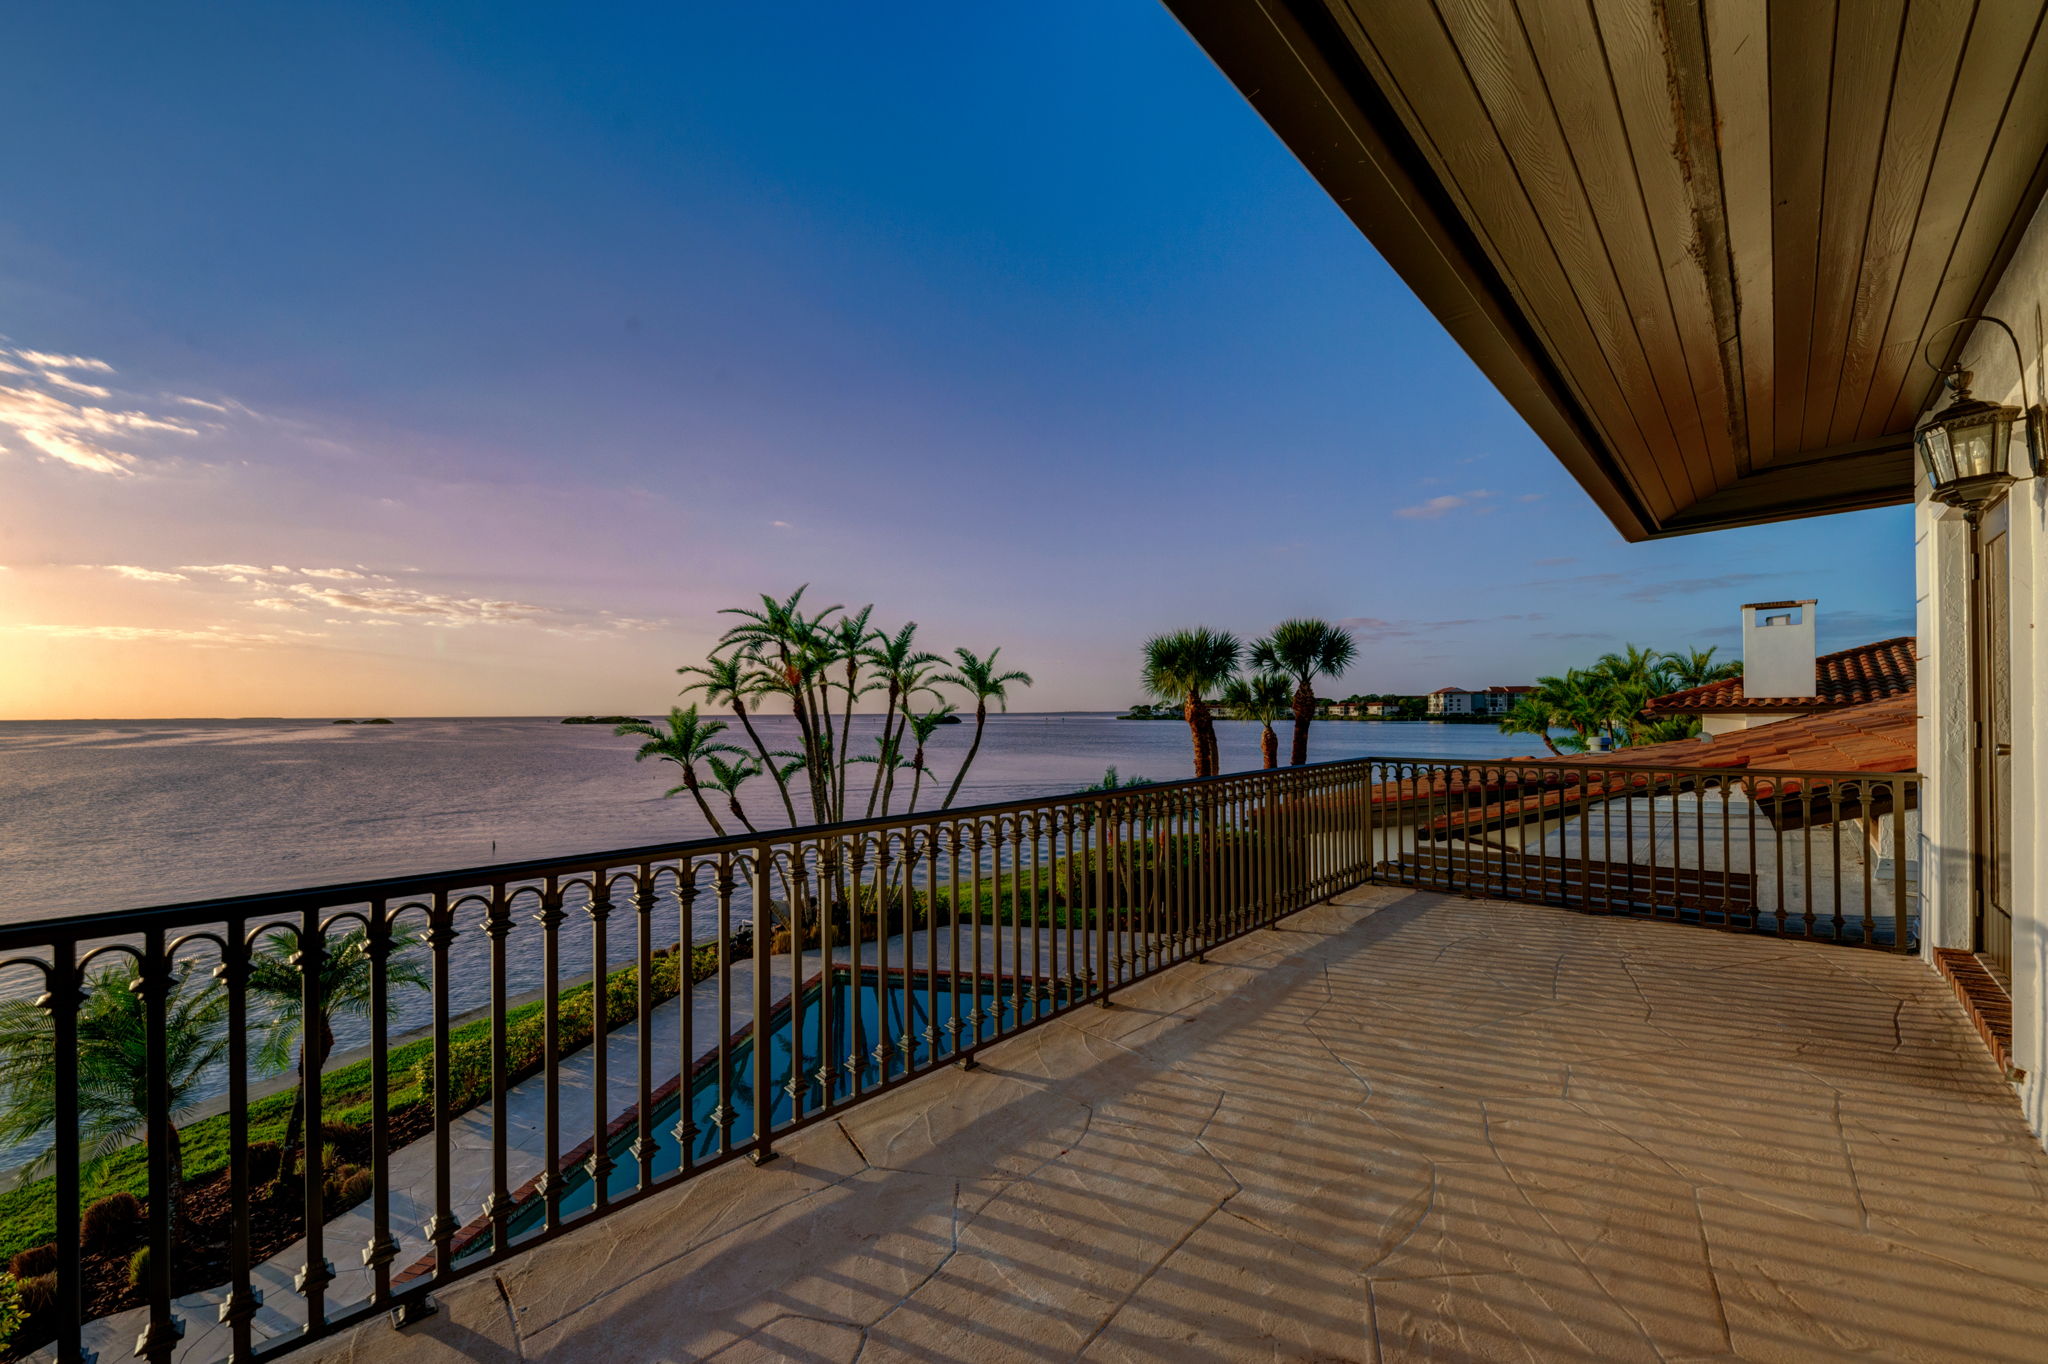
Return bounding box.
[1141,618,1358,777]
[1496,645,1740,754]
[621,586,1031,833]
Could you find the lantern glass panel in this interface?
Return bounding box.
[1946,409,2009,480]
[1916,423,1955,487]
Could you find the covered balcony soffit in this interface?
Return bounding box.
[1165,0,2048,539]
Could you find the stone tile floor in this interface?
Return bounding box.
[302,886,2048,1362]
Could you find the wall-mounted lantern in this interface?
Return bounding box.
[1915,315,2042,518]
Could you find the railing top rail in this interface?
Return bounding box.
[0,751,1921,946]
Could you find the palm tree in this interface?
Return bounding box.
[862,623,943,818]
[719,587,839,821]
[1221,673,1292,769]
[1660,646,1741,692]
[701,753,765,833]
[1142,628,1241,778]
[1590,644,1671,746]
[678,653,799,825]
[1250,619,1359,766]
[900,705,956,813]
[0,960,227,1233]
[939,647,1034,809]
[1497,692,1565,756]
[1529,671,1603,753]
[249,923,430,1176]
[615,706,742,835]
[826,607,881,819]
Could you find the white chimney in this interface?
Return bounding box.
[1740,599,1818,698]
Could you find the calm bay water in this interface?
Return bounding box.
[0,712,1539,1168]
[0,713,1534,921]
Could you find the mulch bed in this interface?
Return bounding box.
[8,1108,432,1359]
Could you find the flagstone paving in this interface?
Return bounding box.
[285,888,2048,1360]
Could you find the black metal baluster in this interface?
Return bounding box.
[750,852,775,1164]
[424,892,457,1288]
[587,876,616,1210]
[633,867,657,1194]
[537,879,564,1231]
[215,923,258,1359]
[1893,780,1912,952]
[45,944,87,1364]
[714,856,735,1158]
[952,824,968,1060]
[364,901,399,1303]
[481,887,513,1250]
[677,860,700,1172]
[138,929,180,1364]
[297,910,333,1331]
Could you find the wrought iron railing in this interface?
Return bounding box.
[1357,757,1921,948]
[0,753,1918,1362]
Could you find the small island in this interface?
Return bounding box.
[330,718,395,725]
[562,715,643,725]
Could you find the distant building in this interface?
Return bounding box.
[1427,687,1473,716]
[1428,685,1533,717]
[1362,700,1399,717]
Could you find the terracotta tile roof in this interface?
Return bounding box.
[1414,693,1919,838]
[1642,636,1916,715]
[1578,692,1916,773]
[1275,693,1917,843]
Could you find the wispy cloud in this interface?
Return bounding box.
[13,351,114,373]
[1336,611,1549,642]
[102,565,188,583]
[180,563,274,577]
[1532,556,1577,567]
[1394,489,1497,520]
[1617,572,1778,604]
[298,567,372,580]
[43,373,113,399]
[9,623,288,647]
[0,346,217,475]
[289,583,556,624]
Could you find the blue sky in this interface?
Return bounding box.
[0,1,1912,717]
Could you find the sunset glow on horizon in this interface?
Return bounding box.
[0,3,1911,720]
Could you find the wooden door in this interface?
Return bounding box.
[1976,500,2013,983]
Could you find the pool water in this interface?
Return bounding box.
[490,967,1062,1243]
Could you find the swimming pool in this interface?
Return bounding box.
[483,966,1063,1245]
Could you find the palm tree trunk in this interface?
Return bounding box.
[1288,678,1314,767]
[837,663,859,817]
[1182,693,1206,778]
[906,752,927,813]
[732,699,798,825]
[726,793,756,833]
[866,683,901,818]
[940,701,988,809]
[812,677,839,821]
[1193,698,1220,778]
[1260,723,1278,769]
[281,1018,336,1181]
[166,1126,187,1241]
[684,770,728,838]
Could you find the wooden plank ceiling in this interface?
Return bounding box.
[1165,0,2048,539]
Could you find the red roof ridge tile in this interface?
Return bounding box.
[1644,636,1916,715]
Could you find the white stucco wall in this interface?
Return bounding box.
[1920,196,2048,1144]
